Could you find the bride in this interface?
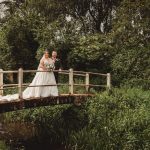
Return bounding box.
[0,50,58,101]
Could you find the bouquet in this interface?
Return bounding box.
[45,63,55,71]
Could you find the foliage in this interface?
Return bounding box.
[35,15,81,67]
[110,0,150,85]
[69,34,113,72]
[3,10,40,69]
[0,28,14,70]
[112,46,150,84]
[66,0,122,33]
[0,0,150,148]
[2,88,150,149]
[0,0,150,88]
[0,141,9,150]
[123,78,150,90]
[68,88,150,150]
[4,104,88,146]
[111,0,150,48]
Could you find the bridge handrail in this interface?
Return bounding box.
[2,83,106,88]
[0,69,107,76]
[73,70,107,76]
[0,68,111,98]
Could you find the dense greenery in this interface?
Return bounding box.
[68,88,150,149]
[0,141,9,150]
[0,0,149,86]
[0,0,150,149]
[2,88,150,149]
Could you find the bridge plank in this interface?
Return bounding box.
[0,94,92,113]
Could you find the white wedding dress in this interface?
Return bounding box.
[0,58,58,101]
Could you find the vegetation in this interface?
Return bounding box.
[2,88,150,149]
[0,141,9,150]
[68,88,150,149]
[0,0,149,85]
[0,0,150,149]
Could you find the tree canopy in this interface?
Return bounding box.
[0,0,149,86]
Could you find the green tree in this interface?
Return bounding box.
[0,7,40,70]
[111,0,150,84]
[68,0,122,33]
[0,27,14,69]
[69,34,113,72]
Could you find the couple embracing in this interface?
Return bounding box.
[0,50,61,101]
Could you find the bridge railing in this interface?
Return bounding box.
[0,68,111,99]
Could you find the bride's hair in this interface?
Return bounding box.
[44,49,49,54]
[42,49,49,59]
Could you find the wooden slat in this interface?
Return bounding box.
[1,71,18,74]
[73,84,106,87]
[73,70,107,76]
[2,83,105,88]
[23,70,84,76]
[89,84,106,87]
[0,69,3,95]
[23,84,69,88]
[59,72,69,75]
[0,87,18,90]
[73,73,86,77]
[0,94,92,113]
[23,70,69,73]
[3,84,18,87]
[0,69,107,76]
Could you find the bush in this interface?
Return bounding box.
[68,88,150,150]
[3,88,150,149]
[3,104,88,146]
[123,78,150,90]
[0,141,9,150]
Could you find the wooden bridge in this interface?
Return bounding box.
[0,69,111,113]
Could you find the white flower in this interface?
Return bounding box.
[45,63,55,71]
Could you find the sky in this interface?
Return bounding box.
[0,0,4,3]
[0,0,6,18]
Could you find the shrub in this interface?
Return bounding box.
[68,88,150,150]
[3,88,150,149]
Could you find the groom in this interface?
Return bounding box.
[51,51,62,83]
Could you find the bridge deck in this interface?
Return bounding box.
[0,94,92,113]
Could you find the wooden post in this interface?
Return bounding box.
[18,68,23,100]
[107,73,111,91]
[85,73,89,92]
[0,69,3,96]
[69,68,74,94]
